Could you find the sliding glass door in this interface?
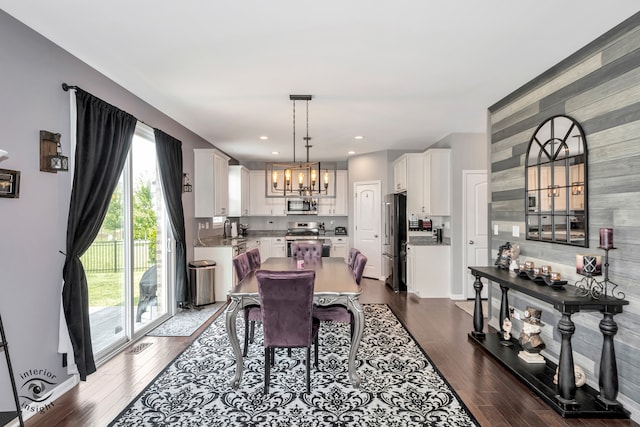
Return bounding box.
[82,124,173,359]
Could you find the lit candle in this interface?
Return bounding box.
[324,171,329,184]
[298,172,304,185]
[272,170,278,188]
[311,169,317,185]
[600,228,614,249]
[550,272,561,281]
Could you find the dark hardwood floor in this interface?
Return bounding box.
[25,278,638,426]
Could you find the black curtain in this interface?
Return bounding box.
[154,129,189,304]
[62,89,137,380]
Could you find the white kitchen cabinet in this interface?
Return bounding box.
[271,236,286,258]
[393,155,408,193]
[194,149,230,217]
[254,237,269,260]
[249,170,286,216]
[194,246,233,302]
[423,149,451,216]
[329,236,348,260]
[318,170,348,216]
[406,154,425,218]
[406,244,451,298]
[228,165,250,217]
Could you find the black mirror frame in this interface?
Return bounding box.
[524,115,589,247]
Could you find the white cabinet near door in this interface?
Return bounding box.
[194,149,230,217]
[423,149,451,216]
[406,154,425,218]
[318,170,348,216]
[393,155,408,193]
[406,244,451,298]
[329,236,348,260]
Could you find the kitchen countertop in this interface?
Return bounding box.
[195,230,348,247]
[408,235,450,246]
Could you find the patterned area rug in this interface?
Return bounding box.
[111,304,478,426]
[146,303,225,337]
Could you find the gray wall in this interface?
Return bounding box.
[488,12,640,419]
[0,10,216,408]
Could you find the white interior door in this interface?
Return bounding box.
[354,181,381,279]
[463,170,488,299]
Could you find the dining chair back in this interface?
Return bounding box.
[347,248,361,271]
[291,241,323,260]
[352,253,368,285]
[256,269,319,393]
[246,247,261,271]
[232,253,252,283]
[233,252,261,355]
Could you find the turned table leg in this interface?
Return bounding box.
[499,284,510,337]
[598,312,622,409]
[556,313,578,407]
[471,273,485,339]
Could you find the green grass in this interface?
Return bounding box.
[86,270,147,307]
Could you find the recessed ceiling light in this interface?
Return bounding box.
[348,151,356,155]
[354,136,364,140]
[272,151,279,155]
[260,136,268,140]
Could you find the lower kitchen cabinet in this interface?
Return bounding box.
[406,244,451,298]
[194,247,233,302]
[330,236,348,261]
[271,236,286,258]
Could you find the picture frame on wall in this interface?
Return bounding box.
[0,168,20,198]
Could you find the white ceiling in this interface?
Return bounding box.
[1,1,638,162]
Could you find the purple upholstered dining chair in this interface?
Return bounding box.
[291,241,323,261]
[246,247,262,271]
[256,269,319,394]
[232,253,262,356]
[352,252,368,285]
[347,248,361,271]
[313,252,366,340]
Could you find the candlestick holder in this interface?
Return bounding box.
[575,247,625,300]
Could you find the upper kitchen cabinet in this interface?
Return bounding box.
[194,149,230,217]
[228,165,250,217]
[423,149,450,216]
[318,170,348,216]
[392,155,408,193]
[406,154,425,218]
[249,170,286,216]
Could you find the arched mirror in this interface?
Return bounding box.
[525,115,588,247]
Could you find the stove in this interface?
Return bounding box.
[285,221,331,257]
[285,221,321,241]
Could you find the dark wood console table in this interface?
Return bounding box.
[468,266,629,418]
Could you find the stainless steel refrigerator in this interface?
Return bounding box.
[383,193,407,292]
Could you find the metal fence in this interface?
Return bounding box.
[82,240,152,273]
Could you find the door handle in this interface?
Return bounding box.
[469,240,474,244]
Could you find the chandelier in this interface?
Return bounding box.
[266,95,336,197]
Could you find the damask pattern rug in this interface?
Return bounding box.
[111,304,478,426]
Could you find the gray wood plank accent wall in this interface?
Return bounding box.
[487,12,640,418]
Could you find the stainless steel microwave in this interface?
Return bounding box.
[286,198,318,215]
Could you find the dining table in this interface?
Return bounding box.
[225,257,364,389]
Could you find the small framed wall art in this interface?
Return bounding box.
[0,168,20,198]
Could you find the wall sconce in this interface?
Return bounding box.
[183,173,193,193]
[40,130,68,172]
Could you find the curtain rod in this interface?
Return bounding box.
[62,82,154,130]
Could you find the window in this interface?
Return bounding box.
[525,115,588,247]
